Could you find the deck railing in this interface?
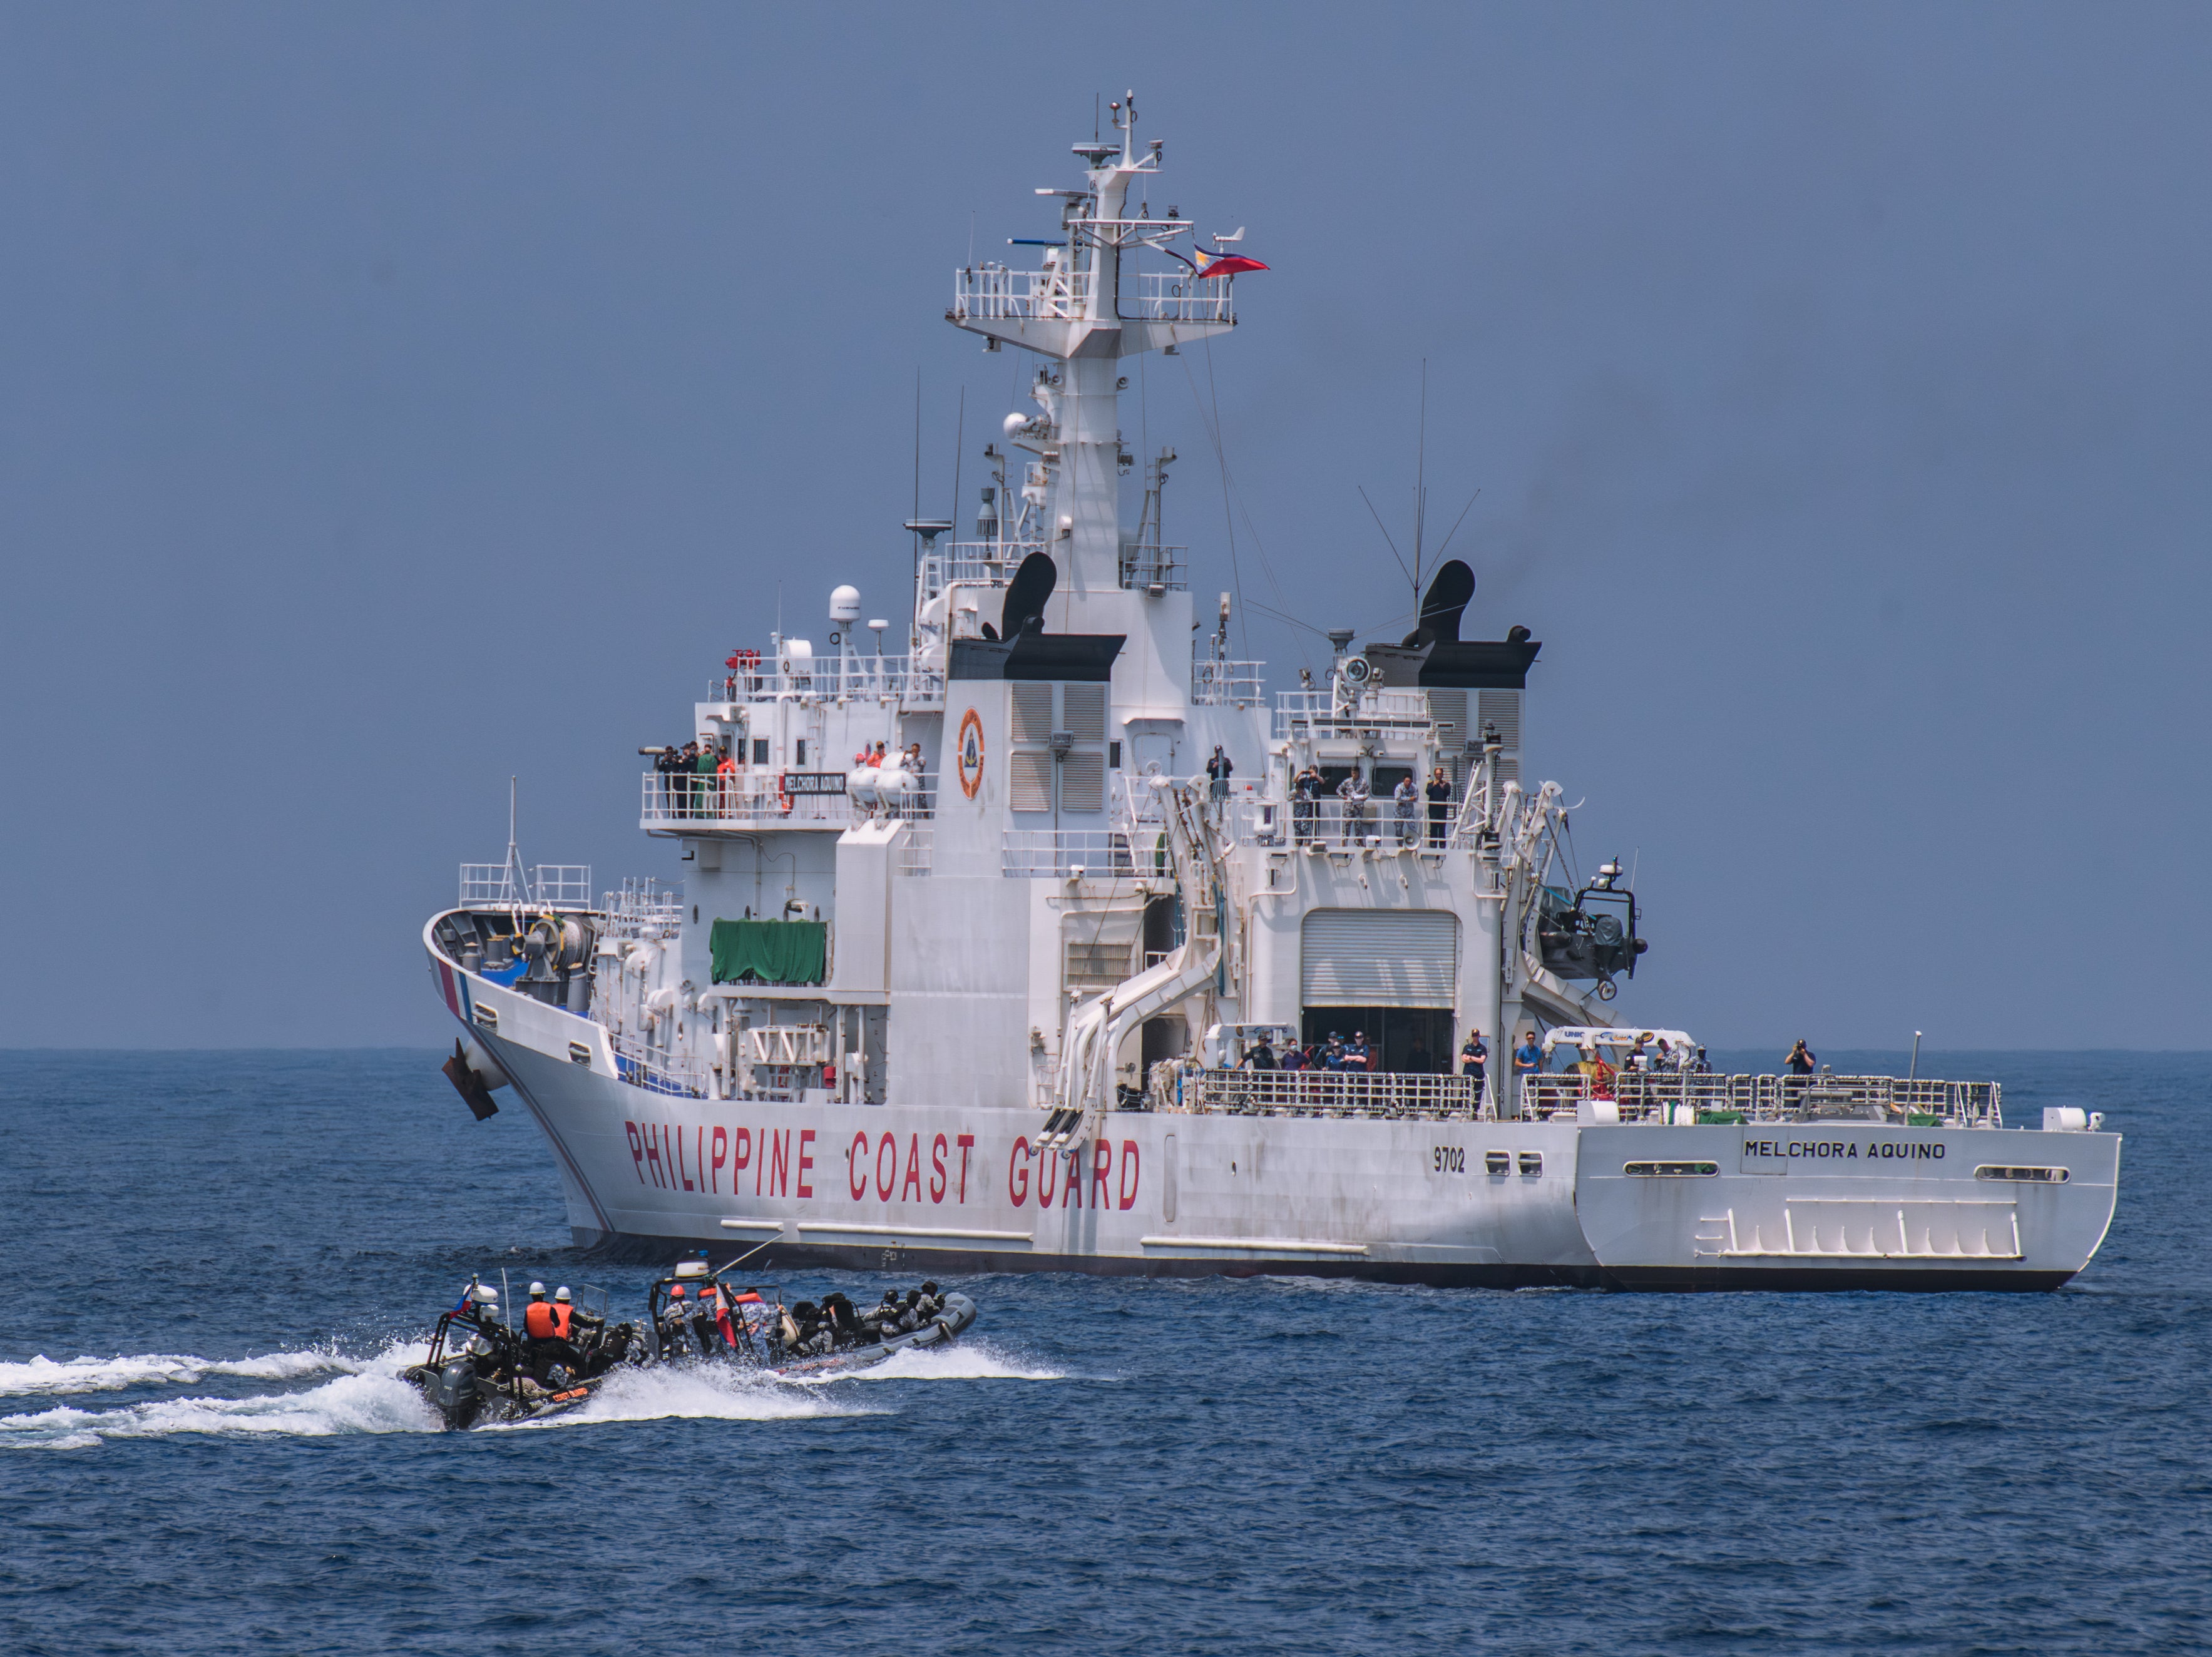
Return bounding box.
[1151,1067,2000,1126]
[1001,829,1137,879]
[599,880,684,940]
[642,773,934,830]
[1168,1068,1480,1119]
[898,827,934,877]
[1192,658,1266,706]
[951,267,1237,327]
[1120,543,1187,591]
[609,1031,704,1099]
[457,864,593,909]
[707,655,944,705]
[921,541,1047,598]
[1270,797,1452,850]
[953,265,1095,322]
[1273,688,1436,742]
[1514,1072,2003,1128]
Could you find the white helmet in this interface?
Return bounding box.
[528,1282,547,1297]
[553,1287,572,1303]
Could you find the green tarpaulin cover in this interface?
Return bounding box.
[709,919,827,985]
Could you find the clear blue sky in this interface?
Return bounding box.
[3,5,2205,1049]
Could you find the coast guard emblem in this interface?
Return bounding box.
[957,707,985,800]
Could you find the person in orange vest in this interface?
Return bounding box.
[520,1282,580,1383]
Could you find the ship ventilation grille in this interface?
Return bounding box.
[1010,750,1053,813]
[1011,683,1054,743]
[1062,683,1107,741]
[1061,750,1105,812]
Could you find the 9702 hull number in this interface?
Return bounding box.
[1432,1146,1465,1174]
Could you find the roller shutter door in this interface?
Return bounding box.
[1301,909,1459,1007]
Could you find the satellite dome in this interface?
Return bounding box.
[1002,412,1027,437]
[829,584,861,623]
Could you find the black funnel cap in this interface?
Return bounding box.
[1001,551,1057,640]
[1401,558,1476,646]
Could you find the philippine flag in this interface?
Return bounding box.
[1191,248,1269,279]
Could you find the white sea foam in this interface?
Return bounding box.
[802,1340,1068,1384]
[0,1349,361,1398]
[0,1352,438,1451]
[494,1361,868,1430]
[0,1340,869,1449]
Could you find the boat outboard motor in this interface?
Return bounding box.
[428,1345,486,1431]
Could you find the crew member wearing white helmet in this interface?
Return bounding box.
[521,1281,580,1383]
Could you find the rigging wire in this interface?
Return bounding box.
[1357,485,1413,589]
[1183,339,1308,673]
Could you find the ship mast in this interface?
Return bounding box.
[948,92,1239,595]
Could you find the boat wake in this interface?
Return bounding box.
[494,1362,868,1430]
[799,1340,1070,1384]
[0,1339,877,1449]
[0,1349,361,1398]
[0,1345,438,1450]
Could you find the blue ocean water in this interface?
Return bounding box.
[0,1050,2206,1656]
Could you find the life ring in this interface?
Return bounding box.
[956,707,985,800]
[776,773,794,815]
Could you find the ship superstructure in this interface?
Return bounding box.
[424,98,2119,1289]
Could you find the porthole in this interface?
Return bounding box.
[568,1041,592,1066]
[1517,1151,1544,1176]
[1624,1161,1719,1178]
[1975,1165,2069,1184]
[1485,1150,1511,1175]
[473,1005,498,1031]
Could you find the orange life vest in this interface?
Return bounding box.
[525,1300,570,1340]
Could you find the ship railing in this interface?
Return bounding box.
[1124,270,1236,325]
[1192,658,1266,706]
[608,1031,705,1100]
[457,864,593,910]
[1001,829,1138,879]
[898,827,934,877]
[645,773,936,829]
[953,265,1095,323]
[1514,1072,2002,1127]
[1120,543,1188,592]
[707,655,945,705]
[920,541,1046,599]
[1264,797,1450,850]
[599,879,684,940]
[1167,1068,1479,1120]
[1273,688,1437,742]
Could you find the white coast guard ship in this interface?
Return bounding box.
[425,97,2119,1289]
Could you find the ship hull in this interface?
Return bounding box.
[454,982,2119,1293]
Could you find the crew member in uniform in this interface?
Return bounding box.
[1460,1030,1487,1093]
